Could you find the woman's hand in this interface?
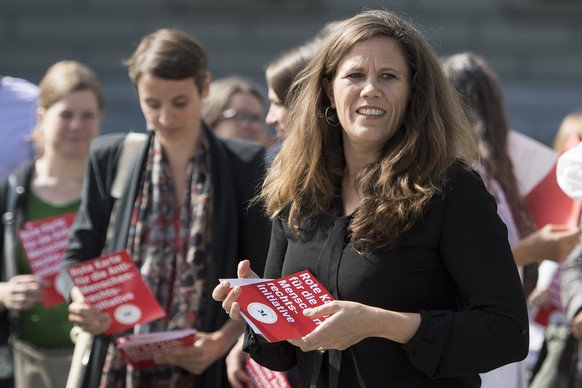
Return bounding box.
[528,287,552,309]
[513,224,581,266]
[154,331,228,375]
[225,335,251,388]
[212,260,259,321]
[68,286,111,335]
[287,301,420,352]
[155,319,245,375]
[0,274,47,310]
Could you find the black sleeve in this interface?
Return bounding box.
[404,168,530,377]
[61,135,124,298]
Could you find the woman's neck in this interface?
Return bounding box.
[341,145,380,216]
[32,153,87,204]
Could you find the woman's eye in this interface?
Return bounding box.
[381,73,396,80]
[347,72,363,79]
[60,111,73,119]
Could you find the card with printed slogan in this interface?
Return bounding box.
[220,270,335,343]
[245,357,291,388]
[116,329,197,370]
[66,250,166,335]
[18,213,76,307]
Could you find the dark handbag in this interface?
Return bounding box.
[0,174,20,381]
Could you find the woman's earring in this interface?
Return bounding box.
[324,106,340,127]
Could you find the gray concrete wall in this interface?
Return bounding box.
[1,0,581,145]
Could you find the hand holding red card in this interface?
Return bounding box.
[116,329,197,370]
[221,270,335,343]
[66,250,166,335]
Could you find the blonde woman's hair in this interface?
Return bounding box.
[32,60,103,152]
[553,111,582,153]
[261,9,479,251]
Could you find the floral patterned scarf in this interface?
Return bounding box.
[100,132,213,387]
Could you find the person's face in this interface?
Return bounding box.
[324,36,411,156]
[38,90,101,159]
[213,91,268,146]
[266,86,288,141]
[136,73,209,146]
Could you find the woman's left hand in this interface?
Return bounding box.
[287,301,375,352]
[287,301,421,352]
[154,331,228,375]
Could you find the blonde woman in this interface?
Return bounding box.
[0,60,102,388]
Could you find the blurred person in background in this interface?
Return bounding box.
[553,110,582,154]
[527,110,582,388]
[202,76,270,147]
[442,51,580,388]
[0,75,39,180]
[0,60,103,388]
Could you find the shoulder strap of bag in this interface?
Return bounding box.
[2,174,19,281]
[110,132,148,199]
[65,131,146,388]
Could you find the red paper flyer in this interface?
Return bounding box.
[116,329,196,370]
[509,130,582,228]
[18,213,76,307]
[66,250,166,335]
[221,270,335,343]
[245,358,291,388]
[533,264,564,327]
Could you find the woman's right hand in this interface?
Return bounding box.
[0,274,47,311]
[513,224,581,266]
[212,260,259,321]
[68,286,111,335]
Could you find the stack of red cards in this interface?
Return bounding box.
[116,329,197,370]
[221,270,335,342]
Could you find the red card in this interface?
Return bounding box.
[509,130,582,228]
[66,250,166,334]
[18,213,76,307]
[245,357,291,388]
[116,329,196,370]
[222,270,335,343]
[525,163,582,228]
[533,265,564,327]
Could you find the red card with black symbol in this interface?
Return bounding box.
[220,270,335,343]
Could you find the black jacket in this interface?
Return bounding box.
[244,164,529,388]
[0,161,35,386]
